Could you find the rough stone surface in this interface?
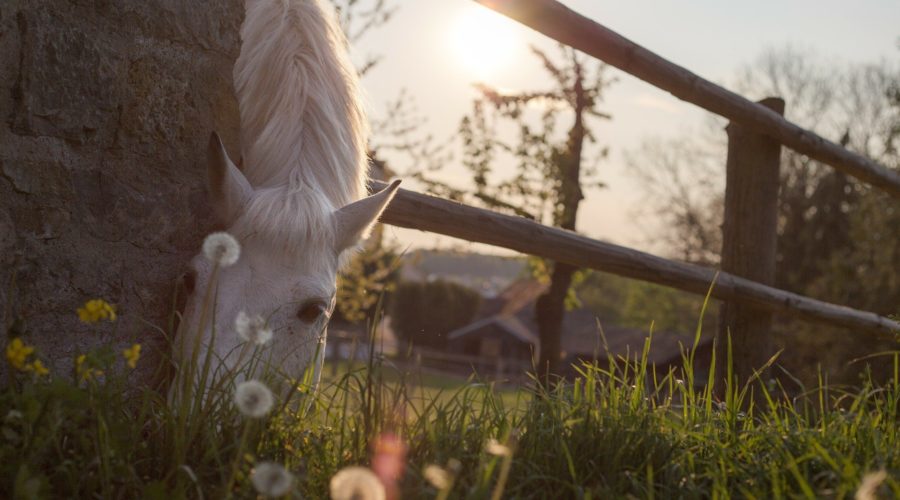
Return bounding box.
[0,0,242,382]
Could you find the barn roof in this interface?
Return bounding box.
[447,313,539,345]
[447,278,712,366]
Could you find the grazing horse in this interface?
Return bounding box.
[173,0,399,395]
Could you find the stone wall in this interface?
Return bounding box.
[0,0,242,380]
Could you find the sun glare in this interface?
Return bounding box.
[450,6,522,82]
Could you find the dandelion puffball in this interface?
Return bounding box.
[236,311,273,346]
[251,461,294,497]
[202,231,241,266]
[234,380,275,418]
[856,470,888,500]
[423,464,451,490]
[485,438,512,457]
[329,466,386,500]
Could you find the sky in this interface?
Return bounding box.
[349,0,899,255]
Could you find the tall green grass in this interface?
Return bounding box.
[3,325,898,498]
[2,266,898,498]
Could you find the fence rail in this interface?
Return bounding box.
[374,180,900,336]
[474,0,900,199]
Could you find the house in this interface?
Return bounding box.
[444,279,713,380]
[446,279,544,367]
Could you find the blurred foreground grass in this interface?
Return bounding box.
[3,332,899,498]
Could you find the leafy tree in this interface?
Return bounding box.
[333,237,401,325]
[458,45,614,380]
[327,0,411,327]
[628,47,900,384]
[389,279,481,350]
[576,271,705,336]
[331,0,397,76]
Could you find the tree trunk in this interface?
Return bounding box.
[0,1,242,382]
[535,58,587,383]
[535,262,577,380]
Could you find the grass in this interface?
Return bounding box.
[322,359,527,410]
[2,327,899,498]
[2,255,898,498]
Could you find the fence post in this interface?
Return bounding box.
[717,97,785,390]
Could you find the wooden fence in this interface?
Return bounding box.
[373,0,900,380]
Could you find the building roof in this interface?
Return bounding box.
[448,278,545,345]
[447,312,540,345]
[447,278,712,366]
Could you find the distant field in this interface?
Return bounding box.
[322,358,530,410]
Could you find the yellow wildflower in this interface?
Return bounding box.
[75,354,103,381]
[30,359,50,376]
[5,339,49,376]
[75,354,87,378]
[77,299,117,323]
[123,344,141,369]
[5,338,35,371]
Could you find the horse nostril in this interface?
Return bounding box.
[181,270,197,294]
[297,301,327,324]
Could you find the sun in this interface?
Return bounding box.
[450,5,523,81]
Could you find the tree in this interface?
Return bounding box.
[457,46,614,380]
[0,0,246,382]
[333,233,401,325]
[328,0,410,327]
[389,280,481,350]
[331,0,397,76]
[628,47,900,384]
[576,271,706,336]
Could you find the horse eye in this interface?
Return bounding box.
[297,301,327,324]
[181,269,197,294]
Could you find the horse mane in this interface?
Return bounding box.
[231,0,369,258]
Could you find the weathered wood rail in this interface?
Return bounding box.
[374,180,900,336]
[474,0,900,198]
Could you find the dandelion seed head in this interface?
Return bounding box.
[856,470,888,500]
[234,380,275,418]
[202,232,241,266]
[329,466,386,500]
[236,311,273,346]
[485,438,511,457]
[251,461,294,498]
[423,465,451,490]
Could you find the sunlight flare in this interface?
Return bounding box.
[450,5,523,81]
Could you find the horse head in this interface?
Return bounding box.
[173,132,399,397]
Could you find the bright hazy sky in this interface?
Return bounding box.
[351,0,899,255]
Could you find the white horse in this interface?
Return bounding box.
[174,0,399,395]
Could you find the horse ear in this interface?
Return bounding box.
[333,180,401,252]
[207,131,252,223]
